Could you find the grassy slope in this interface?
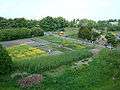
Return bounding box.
[1,46,120,90]
[41,48,120,90]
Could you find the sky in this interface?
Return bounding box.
[0,0,120,20]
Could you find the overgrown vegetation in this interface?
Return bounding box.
[105,32,120,47]
[41,48,120,90]
[15,49,92,73]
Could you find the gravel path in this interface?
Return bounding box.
[0,38,65,55]
[0,38,33,47]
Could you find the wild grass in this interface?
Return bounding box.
[1,48,120,90]
[40,48,120,90]
[0,48,92,90]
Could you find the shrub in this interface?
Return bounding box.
[31,28,44,37]
[0,28,44,41]
[78,26,100,41]
[0,44,13,74]
[105,32,119,47]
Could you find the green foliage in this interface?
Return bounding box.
[0,44,13,74]
[7,44,47,59]
[0,28,44,41]
[96,19,120,31]
[39,16,68,31]
[78,26,100,41]
[68,19,97,29]
[38,35,86,50]
[39,16,55,31]
[105,32,119,47]
[0,17,120,32]
[54,17,68,29]
[15,49,92,73]
[79,19,97,29]
[0,17,39,29]
[31,28,44,37]
[42,49,120,90]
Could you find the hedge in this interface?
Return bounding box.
[0,28,44,41]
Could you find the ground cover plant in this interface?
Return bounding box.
[7,44,47,59]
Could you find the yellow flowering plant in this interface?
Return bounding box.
[7,44,47,59]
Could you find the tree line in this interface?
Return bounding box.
[0,16,120,31]
[0,16,68,31]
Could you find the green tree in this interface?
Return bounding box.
[79,19,96,29]
[78,26,92,40]
[54,17,68,30]
[39,16,56,31]
[78,26,100,41]
[13,18,28,28]
[39,16,68,31]
[0,17,8,29]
